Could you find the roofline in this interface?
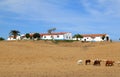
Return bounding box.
[81,34,108,37]
[40,32,71,36]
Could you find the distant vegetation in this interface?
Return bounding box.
[73,34,83,41]
[9,30,20,39]
[25,33,31,39]
[33,33,41,40]
[0,37,5,41]
[47,28,56,34]
[24,33,40,40]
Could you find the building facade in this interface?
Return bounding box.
[81,34,109,42]
[40,32,72,40]
[7,33,109,42]
[7,32,72,40]
[7,35,21,40]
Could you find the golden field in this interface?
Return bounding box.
[0,41,120,77]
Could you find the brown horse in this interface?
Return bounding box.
[93,60,101,66]
[85,59,91,65]
[105,60,115,66]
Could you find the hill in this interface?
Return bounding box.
[0,41,120,77]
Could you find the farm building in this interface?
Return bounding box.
[7,35,21,40]
[81,34,110,42]
[7,32,110,42]
[40,32,72,40]
[7,32,72,40]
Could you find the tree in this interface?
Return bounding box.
[73,34,83,41]
[33,33,40,40]
[9,30,20,39]
[47,28,56,40]
[0,37,5,41]
[48,28,56,34]
[25,33,31,39]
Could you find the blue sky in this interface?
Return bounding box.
[0,0,120,40]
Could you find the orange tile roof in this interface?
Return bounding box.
[81,34,107,38]
[9,36,14,38]
[40,32,69,36]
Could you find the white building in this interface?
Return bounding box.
[7,32,72,41]
[81,34,109,42]
[7,35,21,40]
[40,32,72,40]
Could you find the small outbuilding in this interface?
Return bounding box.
[81,34,110,42]
[40,32,72,40]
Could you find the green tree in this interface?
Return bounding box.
[73,34,83,41]
[9,30,20,39]
[47,28,56,40]
[33,33,40,40]
[0,37,5,41]
[48,28,56,34]
[25,33,31,39]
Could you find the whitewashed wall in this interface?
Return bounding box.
[81,36,103,42]
[41,33,72,40]
[7,36,21,40]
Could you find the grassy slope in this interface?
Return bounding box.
[0,41,120,77]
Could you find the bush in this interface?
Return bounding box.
[0,37,5,41]
[33,33,40,40]
[25,33,31,39]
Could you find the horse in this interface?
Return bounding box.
[85,59,91,65]
[77,60,83,65]
[105,60,115,66]
[93,60,101,66]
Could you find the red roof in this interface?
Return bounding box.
[40,32,69,36]
[9,36,14,38]
[81,34,107,38]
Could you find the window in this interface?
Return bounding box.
[44,36,46,38]
[66,36,68,39]
[51,36,53,38]
[57,35,59,38]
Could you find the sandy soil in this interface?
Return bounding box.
[0,41,120,77]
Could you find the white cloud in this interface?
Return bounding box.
[0,0,117,22]
[0,0,74,21]
[79,0,120,17]
[0,0,120,33]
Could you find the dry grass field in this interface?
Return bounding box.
[0,40,120,77]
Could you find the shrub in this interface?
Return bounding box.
[0,37,5,41]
